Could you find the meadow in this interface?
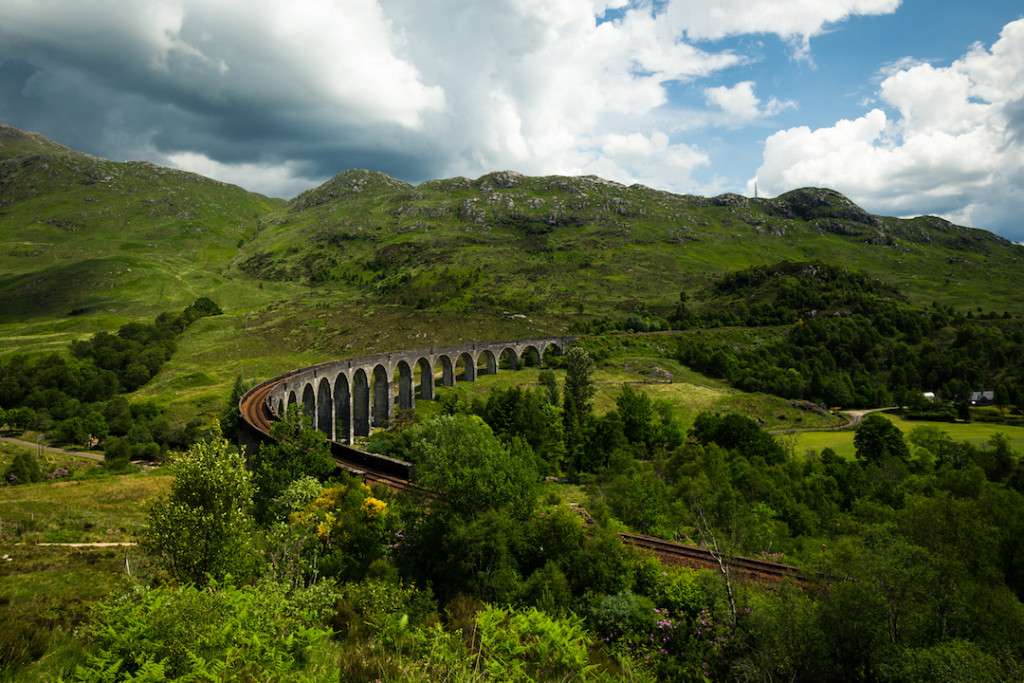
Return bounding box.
[789,413,1024,459]
[0,468,170,679]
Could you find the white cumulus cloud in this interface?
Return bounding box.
[165,151,320,199]
[0,0,894,198]
[752,18,1024,237]
[665,0,901,55]
[704,81,796,124]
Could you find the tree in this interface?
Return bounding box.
[854,414,910,465]
[616,384,654,449]
[538,370,560,405]
[691,412,786,464]
[562,347,594,471]
[248,411,334,523]
[476,386,565,474]
[410,414,538,519]
[220,374,249,441]
[143,435,257,584]
[670,289,693,328]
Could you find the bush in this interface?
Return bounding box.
[103,437,132,469]
[52,417,89,446]
[142,436,258,585]
[74,581,332,682]
[4,450,42,484]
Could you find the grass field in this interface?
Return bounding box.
[0,471,171,544]
[0,545,132,680]
[0,467,172,679]
[789,414,1024,459]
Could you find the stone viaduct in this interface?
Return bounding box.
[263,337,572,444]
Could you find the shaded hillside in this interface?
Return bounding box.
[0,123,284,322]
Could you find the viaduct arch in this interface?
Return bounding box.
[252,337,572,446]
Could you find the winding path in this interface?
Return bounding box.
[0,436,104,462]
[769,406,896,435]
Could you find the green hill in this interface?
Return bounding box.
[0,123,285,324]
[1,124,1022,421]
[237,170,1023,321]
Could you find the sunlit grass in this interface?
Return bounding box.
[789,413,1024,459]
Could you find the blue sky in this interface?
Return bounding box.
[674,0,1024,197]
[1,1,1022,238]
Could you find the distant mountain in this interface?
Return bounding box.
[236,168,1022,320]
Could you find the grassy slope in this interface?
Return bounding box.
[239,171,1024,320]
[0,471,170,544]
[2,127,1022,427]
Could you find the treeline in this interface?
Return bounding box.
[0,298,221,467]
[575,260,1024,409]
[676,312,1024,408]
[370,353,683,477]
[587,412,1024,678]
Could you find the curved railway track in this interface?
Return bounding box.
[239,354,807,584]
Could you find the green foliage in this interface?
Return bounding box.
[220,374,250,442]
[855,414,911,464]
[249,411,335,523]
[73,581,333,682]
[409,414,539,519]
[0,299,224,458]
[676,268,1024,410]
[475,385,566,474]
[142,435,258,585]
[476,605,595,682]
[287,477,397,581]
[691,412,786,464]
[587,591,656,645]
[538,369,560,405]
[4,448,43,484]
[882,640,1017,682]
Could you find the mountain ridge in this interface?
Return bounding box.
[0,123,1021,336]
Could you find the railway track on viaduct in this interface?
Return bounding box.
[238,337,806,584]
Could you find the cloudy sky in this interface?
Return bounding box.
[1,1,1022,238]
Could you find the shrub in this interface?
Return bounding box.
[4,450,42,484]
[476,605,595,682]
[142,436,258,585]
[103,436,132,469]
[74,581,332,682]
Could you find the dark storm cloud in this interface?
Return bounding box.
[0,50,439,196]
[0,4,448,196]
